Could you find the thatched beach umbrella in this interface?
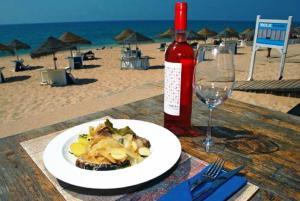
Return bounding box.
[122,32,153,47]
[59,32,91,45]
[157,27,174,39]
[59,32,91,56]
[240,28,254,40]
[218,28,239,40]
[0,43,14,54]
[187,30,204,41]
[114,28,135,41]
[197,27,217,43]
[31,36,71,70]
[8,39,31,60]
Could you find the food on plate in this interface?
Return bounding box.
[69,119,151,170]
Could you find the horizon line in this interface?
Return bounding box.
[1,18,299,27]
[0,19,262,26]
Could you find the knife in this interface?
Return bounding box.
[192,165,244,201]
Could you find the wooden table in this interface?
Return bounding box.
[1,95,299,201]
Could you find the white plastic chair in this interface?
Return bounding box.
[47,69,67,86]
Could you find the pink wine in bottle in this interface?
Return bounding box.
[164,2,195,136]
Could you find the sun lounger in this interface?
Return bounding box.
[0,67,5,83]
[40,69,50,85]
[121,49,141,59]
[46,69,67,86]
[190,42,198,50]
[40,68,76,86]
[197,47,205,62]
[121,56,149,70]
[67,56,83,69]
[11,59,30,72]
[82,51,95,60]
[222,41,237,54]
[158,43,166,51]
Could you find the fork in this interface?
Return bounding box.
[190,158,225,193]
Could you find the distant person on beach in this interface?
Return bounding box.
[267,48,272,58]
[136,47,141,58]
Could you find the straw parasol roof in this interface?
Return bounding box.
[9,39,31,51]
[240,28,254,40]
[122,32,153,45]
[8,39,31,60]
[218,28,239,39]
[157,27,174,39]
[0,43,14,54]
[114,28,135,41]
[197,27,217,38]
[59,32,91,45]
[59,32,91,56]
[187,30,205,41]
[31,36,71,69]
[197,27,217,43]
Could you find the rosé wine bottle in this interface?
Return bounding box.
[164,2,196,136]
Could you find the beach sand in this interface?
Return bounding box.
[0,43,299,138]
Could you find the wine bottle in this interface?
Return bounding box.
[164,2,195,136]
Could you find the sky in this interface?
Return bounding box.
[0,0,299,25]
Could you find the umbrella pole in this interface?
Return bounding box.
[15,48,19,61]
[53,53,57,70]
[70,49,73,57]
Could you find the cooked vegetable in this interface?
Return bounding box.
[69,119,151,171]
[70,142,88,157]
[138,147,151,157]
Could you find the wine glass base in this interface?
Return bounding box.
[203,138,214,152]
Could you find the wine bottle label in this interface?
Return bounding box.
[164,61,182,116]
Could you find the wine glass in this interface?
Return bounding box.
[194,46,235,152]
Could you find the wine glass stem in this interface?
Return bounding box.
[207,108,213,141]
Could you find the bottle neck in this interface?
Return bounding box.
[175,30,187,42]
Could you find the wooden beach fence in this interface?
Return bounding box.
[234,79,300,97]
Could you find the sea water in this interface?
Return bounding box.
[0,20,299,57]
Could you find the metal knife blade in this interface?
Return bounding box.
[192,165,244,201]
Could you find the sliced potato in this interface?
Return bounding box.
[91,137,121,150]
[78,137,89,145]
[136,156,144,163]
[123,134,133,141]
[71,121,151,168]
[123,138,132,149]
[125,149,140,159]
[70,142,88,157]
[109,148,127,161]
[138,147,151,157]
[96,148,116,163]
[131,141,138,152]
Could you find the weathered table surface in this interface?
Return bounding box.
[1,95,299,201]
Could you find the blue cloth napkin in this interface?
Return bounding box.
[158,165,247,201]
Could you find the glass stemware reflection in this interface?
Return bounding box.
[194,46,235,152]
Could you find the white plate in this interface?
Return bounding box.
[43,119,181,189]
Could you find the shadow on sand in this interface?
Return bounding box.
[82,65,101,69]
[4,75,31,83]
[29,66,44,70]
[148,65,164,70]
[75,78,97,85]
